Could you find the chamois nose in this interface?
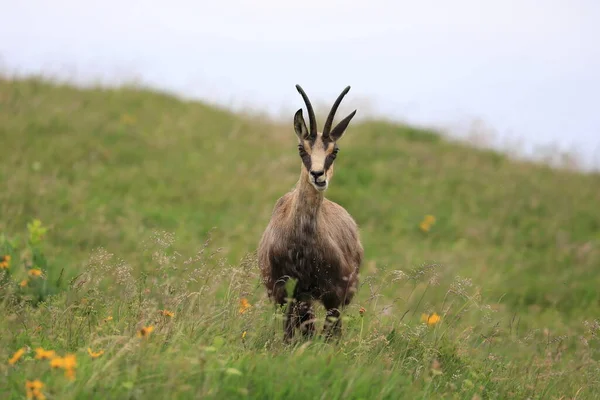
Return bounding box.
[310,170,325,179]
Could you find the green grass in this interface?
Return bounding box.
[1,76,600,399]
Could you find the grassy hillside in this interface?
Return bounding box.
[1,77,599,399]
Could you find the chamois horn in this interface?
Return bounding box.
[323,86,351,138]
[295,84,317,138]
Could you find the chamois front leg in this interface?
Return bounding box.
[322,293,343,341]
[283,298,300,343]
[271,280,297,343]
[297,299,316,338]
[283,298,316,342]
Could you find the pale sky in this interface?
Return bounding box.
[2,0,599,169]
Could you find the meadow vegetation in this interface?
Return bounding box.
[1,77,600,399]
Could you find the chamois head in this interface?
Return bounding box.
[293,85,357,192]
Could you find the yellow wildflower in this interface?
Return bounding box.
[87,348,104,358]
[8,347,25,365]
[419,215,436,232]
[26,380,43,390]
[103,316,113,323]
[0,255,9,269]
[28,269,43,278]
[62,354,77,369]
[49,354,76,368]
[241,331,247,340]
[159,309,175,318]
[1,254,11,268]
[239,298,251,314]
[421,312,441,326]
[34,348,56,360]
[137,326,154,338]
[50,354,77,380]
[49,357,64,369]
[25,379,45,400]
[20,279,28,287]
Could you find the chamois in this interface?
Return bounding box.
[257,84,363,342]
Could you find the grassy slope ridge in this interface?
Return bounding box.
[1,77,600,399]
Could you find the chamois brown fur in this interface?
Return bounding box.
[257,85,363,342]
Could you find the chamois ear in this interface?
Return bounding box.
[329,110,357,141]
[294,109,310,140]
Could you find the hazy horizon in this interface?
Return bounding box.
[2,0,599,170]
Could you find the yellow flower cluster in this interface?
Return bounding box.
[0,254,11,269]
[9,346,81,381]
[419,215,436,232]
[8,338,109,400]
[17,268,43,287]
[9,345,95,398]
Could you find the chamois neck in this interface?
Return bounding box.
[293,166,324,223]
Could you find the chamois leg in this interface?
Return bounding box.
[272,281,297,343]
[297,300,316,338]
[283,299,316,342]
[274,288,298,344]
[322,294,343,341]
[283,299,299,343]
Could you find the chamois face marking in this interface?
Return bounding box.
[298,133,339,192]
[293,85,355,193]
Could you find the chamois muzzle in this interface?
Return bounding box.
[310,169,327,191]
